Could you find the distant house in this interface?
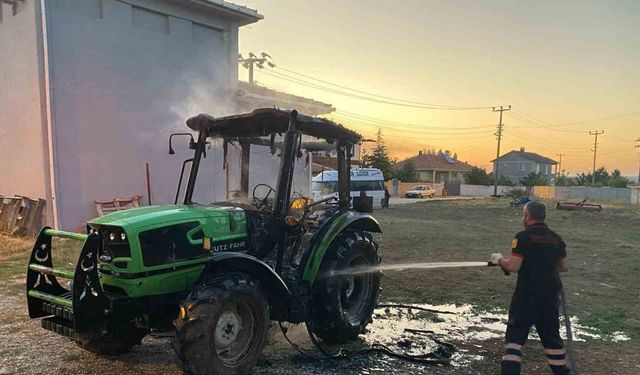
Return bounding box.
[492,148,557,185]
[395,151,475,182]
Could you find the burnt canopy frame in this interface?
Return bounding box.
[186,108,361,144]
[182,108,360,208]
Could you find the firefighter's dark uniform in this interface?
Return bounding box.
[502,223,570,375]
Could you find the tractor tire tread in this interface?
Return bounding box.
[311,230,381,344]
[173,272,269,375]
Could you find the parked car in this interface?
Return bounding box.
[404,185,435,198]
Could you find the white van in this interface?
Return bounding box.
[312,168,386,208]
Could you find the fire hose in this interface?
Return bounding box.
[279,261,579,374]
[560,284,580,375]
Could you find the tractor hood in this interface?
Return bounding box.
[88,204,246,230]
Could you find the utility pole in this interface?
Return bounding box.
[238,52,275,84]
[492,105,511,196]
[635,138,640,183]
[589,130,604,185]
[556,153,565,176]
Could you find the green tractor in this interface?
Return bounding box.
[26,108,382,374]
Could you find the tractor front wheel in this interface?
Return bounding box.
[174,273,269,375]
[311,230,381,343]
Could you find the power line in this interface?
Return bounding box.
[510,108,640,139]
[507,111,586,134]
[589,130,605,184]
[492,106,510,196]
[257,69,493,110]
[334,109,497,130]
[333,114,494,134]
[275,66,493,110]
[555,110,640,127]
[332,115,490,140]
[505,128,592,152]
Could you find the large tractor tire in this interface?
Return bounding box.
[174,273,269,375]
[311,230,382,343]
[76,328,147,355]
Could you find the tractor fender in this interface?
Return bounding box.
[200,252,291,320]
[301,211,382,286]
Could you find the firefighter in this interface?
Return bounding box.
[490,201,570,375]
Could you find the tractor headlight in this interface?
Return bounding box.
[120,232,127,241]
[109,232,116,241]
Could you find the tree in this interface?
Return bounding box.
[520,172,549,186]
[609,169,630,188]
[554,173,574,186]
[464,167,492,185]
[394,161,417,182]
[576,167,609,186]
[495,175,515,186]
[361,129,394,180]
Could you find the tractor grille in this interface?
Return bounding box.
[95,226,131,261]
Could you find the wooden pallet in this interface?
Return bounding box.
[0,195,46,238]
[94,195,142,216]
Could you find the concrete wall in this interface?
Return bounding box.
[0,1,48,200]
[533,186,632,202]
[460,184,513,197]
[630,188,639,205]
[45,0,241,229]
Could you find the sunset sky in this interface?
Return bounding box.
[238,0,640,176]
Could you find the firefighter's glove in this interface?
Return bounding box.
[489,253,503,266]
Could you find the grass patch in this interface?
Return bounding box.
[581,308,640,339]
[375,199,640,338]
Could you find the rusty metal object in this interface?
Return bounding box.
[556,199,602,212]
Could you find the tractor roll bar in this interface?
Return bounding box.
[183,131,208,204]
[273,111,299,274]
[336,140,351,209]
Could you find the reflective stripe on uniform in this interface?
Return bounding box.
[502,354,522,362]
[544,348,566,355]
[547,358,567,366]
[506,343,522,350]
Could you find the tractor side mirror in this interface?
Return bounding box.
[168,133,195,155]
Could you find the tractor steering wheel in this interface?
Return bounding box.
[252,184,276,210]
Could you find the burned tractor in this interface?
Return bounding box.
[26,108,382,374]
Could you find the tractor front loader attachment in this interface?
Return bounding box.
[26,227,110,346]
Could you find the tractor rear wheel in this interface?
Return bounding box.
[174,273,269,375]
[311,230,381,343]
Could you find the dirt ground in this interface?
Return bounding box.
[1,198,639,374]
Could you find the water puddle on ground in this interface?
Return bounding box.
[361,303,630,370]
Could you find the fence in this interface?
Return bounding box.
[0,196,46,238]
[374,182,636,203]
[459,184,514,196]
[532,186,631,202]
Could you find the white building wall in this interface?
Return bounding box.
[46,0,241,230]
[0,1,49,201]
[460,184,512,196]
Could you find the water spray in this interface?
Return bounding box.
[327,261,504,278]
